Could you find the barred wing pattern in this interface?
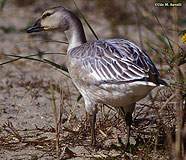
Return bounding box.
[69,39,159,84]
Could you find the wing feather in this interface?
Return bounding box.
[69,39,159,84]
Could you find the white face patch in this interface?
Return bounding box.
[41,11,61,30]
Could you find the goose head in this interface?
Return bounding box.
[27,6,72,33]
[27,6,86,50]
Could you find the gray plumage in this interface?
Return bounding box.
[69,39,159,83]
[27,6,167,146]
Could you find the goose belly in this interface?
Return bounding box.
[74,80,156,107]
[98,81,156,107]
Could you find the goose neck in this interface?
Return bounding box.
[65,20,87,52]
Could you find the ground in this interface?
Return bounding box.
[0,0,185,160]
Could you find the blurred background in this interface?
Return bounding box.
[0,0,186,61]
[0,0,185,159]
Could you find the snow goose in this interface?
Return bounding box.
[27,6,167,146]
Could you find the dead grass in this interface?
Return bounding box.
[0,0,186,159]
[0,87,176,159]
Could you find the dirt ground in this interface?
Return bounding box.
[0,0,185,160]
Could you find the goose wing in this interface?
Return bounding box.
[69,39,159,84]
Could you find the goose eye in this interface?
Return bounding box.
[43,12,52,18]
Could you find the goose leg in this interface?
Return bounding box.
[89,114,96,145]
[125,112,132,145]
